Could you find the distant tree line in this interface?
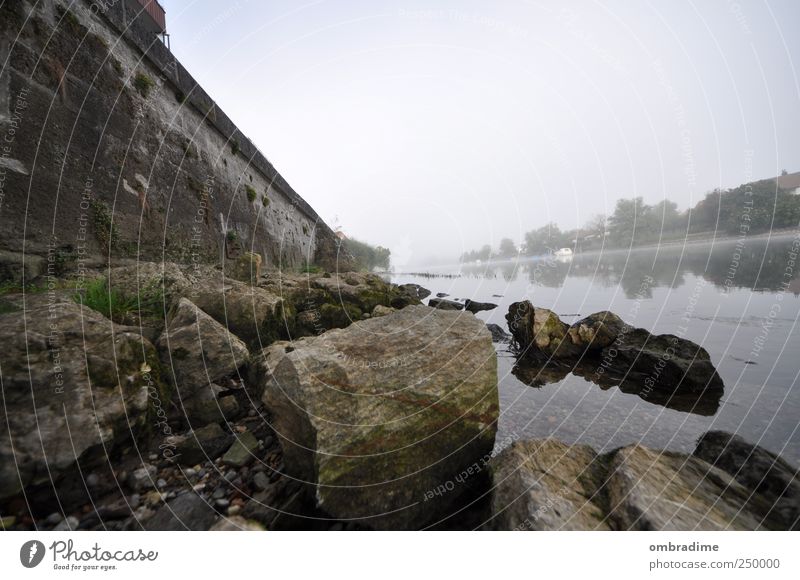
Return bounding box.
[343,238,391,271]
[460,178,800,261]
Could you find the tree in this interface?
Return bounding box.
[608,197,648,246]
[343,238,391,271]
[498,238,517,258]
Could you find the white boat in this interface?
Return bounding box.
[554,247,573,257]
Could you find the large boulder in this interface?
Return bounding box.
[0,296,166,501]
[605,445,776,530]
[259,305,498,529]
[108,261,193,312]
[187,275,289,348]
[486,436,787,530]
[487,439,609,530]
[157,298,250,401]
[694,431,799,530]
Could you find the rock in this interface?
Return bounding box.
[506,301,723,392]
[181,387,240,428]
[222,431,259,468]
[157,298,250,402]
[436,292,449,298]
[127,464,157,492]
[608,327,724,392]
[485,323,511,343]
[174,423,234,465]
[228,252,262,284]
[252,471,272,492]
[188,272,289,347]
[606,445,776,530]
[398,283,431,300]
[486,436,788,530]
[464,299,498,314]
[567,311,627,350]
[209,515,264,531]
[506,301,579,358]
[0,297,165,501]
[694,431,799,530]
[53,516,79,531]
[108,262,193,312]
[144,492,218,530]
[0,249,44,285]
[261,305,498,529]
[371,304,394,317]
[428,297,464,311]
[487,439,609,530]
[1,515,16,529]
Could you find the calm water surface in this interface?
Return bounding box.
[388,235,800,465]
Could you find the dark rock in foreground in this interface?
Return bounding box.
[0,296,166,502]
[259,305,498,530]
[487,432,790,530]
[144,493,219,531]
[694,431,799,530]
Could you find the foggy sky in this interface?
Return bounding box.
[160,0,800,267]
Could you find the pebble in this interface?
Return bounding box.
[157,478,167,489]
[86,473,100,487]
[130,494,141,509]
[212,488,227,500]
[215,499,230,509]
[45,512,63,525]
[247,409,256,417]
[53,516,79,531]
[252,472,271,492]
[184,468,197,478]
[148,454,158,461]
[227,505,241,516]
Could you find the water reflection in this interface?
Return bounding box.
[460,235,800,297]
[511,357,722,416]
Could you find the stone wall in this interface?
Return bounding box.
[0,0,345,278]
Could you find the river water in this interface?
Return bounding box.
[387,234,800,465]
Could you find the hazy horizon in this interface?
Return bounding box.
[160,0,800,267]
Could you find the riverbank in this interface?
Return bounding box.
[1,261,797,530]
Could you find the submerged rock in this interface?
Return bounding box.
[486,323,511,343]
[259,305,498,529]
[428,297,464,311]
[464,299,498,314]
